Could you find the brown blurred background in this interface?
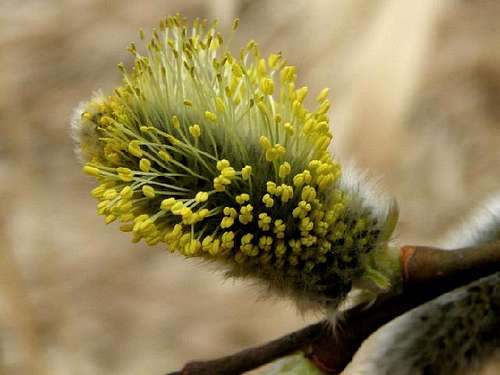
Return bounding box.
[1,0,499,374]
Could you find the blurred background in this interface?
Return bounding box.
[1,0,499,374]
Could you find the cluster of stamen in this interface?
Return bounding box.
[77,15,389,304]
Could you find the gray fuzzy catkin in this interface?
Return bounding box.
[344,194,500,375]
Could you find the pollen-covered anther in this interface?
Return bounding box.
[258,236,273,251]
[279,184,293,203]
[142,185,156,198]
[159,150,172,161]
[292,200,312,219]
[216,159,230,171]
[260,78,275,95]
[262,194,274,208]
[301,186,317,202]
[221,167,236,178]
[279,162,291,178]
[128,140,143,157]
[116,167,134,182]
[195,191,209,203]
[239,204,254,224]
[273,219,286,239]
[139,158,151,172]
[235,193,250,204]
[189,124,201,138]
[204,111,217,122]
[83,165,100,176]
[241,166,252,180]
[213,175,231,191]
[160,198,176,211]
[221,231,235,250]
[258,213,272,231]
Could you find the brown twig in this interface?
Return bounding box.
[167,241,500,375]
[165,320,327,375]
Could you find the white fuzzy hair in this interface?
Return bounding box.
[440,192,500,249]
[70,91,104,163]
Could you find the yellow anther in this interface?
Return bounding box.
[295,86,308,102]
[142,185,156,198]
[166,134,180,145]
[221,167,236,178]
[221,216,234,228]
[275,241,286,256]
[301,186,317,202]
[232,63,243,78]
[284,122,294,135]
[273,219,286,236]
[209,238,221,255]
[83,165,100,176]
[128,140,143,157]
[239,204,254,224]
[241,165,252,180]
[198,208,209,218]
[318,173,335,191]
[258,236,273,251]
[183,99,193,106]
[116,167,134,182]
[223,207,238,218]
[202,235,213,251]
[105,215,116,224]
[91,185,106,198]
[316,163,331,175]
[268,53,281,69]
[317,99,330,115]
[299,217,314,232]
[262,194,274,208]
[103,188,118,200]
[222,231,235,243]
[215,97,225,112]
[265,148,279,161]
[213,176,231,191]
[120,185,134,199]
[185,239,201,256]
[259,136,272,150]
[241,233,254,244]
[235,193,250,204]
[303,170,312,184]
[280,185,293,203]
[195,191,209,203]
[308,160,321,170]
[293,173,304,188]
[139,158,151,172]
[120,213,134,222]
[258,213,272,231]
[216,159,230,171]
[120,223,134,232]
[266,181,277,195]
[171,201,184,215]
[280,66,296,82]
[204,111,217,122]
[260,78,274,95]
[279,162,291,178]
[171,115,181,129]
[316,88,329,102]
[189,124,201,138]
[303,119,315,134]
[159,150,172,161]
[292,200,311,219]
